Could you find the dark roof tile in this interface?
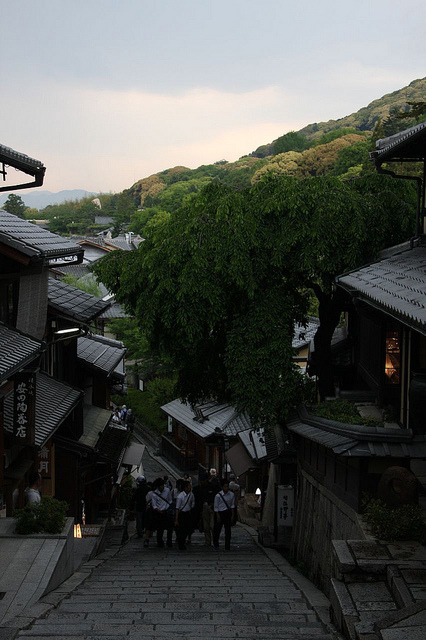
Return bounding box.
[48,279,110,322]
[0,210,84,261]
[0,324,42,383]
[337,245,426,334]
[77,333,126,376]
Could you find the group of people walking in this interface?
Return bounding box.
[132,469,240,551]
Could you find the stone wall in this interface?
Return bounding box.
[292,466,367,595]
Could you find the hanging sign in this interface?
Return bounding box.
[13,371,36,445]
[276,485,294,526]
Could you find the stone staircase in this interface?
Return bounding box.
[329,539,426,639]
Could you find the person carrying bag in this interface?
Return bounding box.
[212,478,236,551]
[174,481,195,550]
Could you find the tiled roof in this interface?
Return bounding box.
[77,334,126,376]
[48,279,110,322]
[224,412,253,436]
[0,144,44,171]
[371,121,426,163]
[0,144,45,190]
[50,264,91,280]
[0,210,83,262]
[80,404,112,448]
[238,428,267,462]
[0,324,42,383]
[161,399,253,440]
[98,302,129,320]
[337,245,426,335]
[94,216,113,226]
[96,423,130,466]
[3,372,83,447]
[287,408,426,459]
[105,237,133,251]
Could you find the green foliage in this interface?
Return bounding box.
[145,376,176,408]
[273,131,310,155]
[144,177,211,211]
[310,399,383,427]
[14,497,68,535]
[95,174,416,423]
[331,139,370,176]
[62,274,101,298]
[397,100,426,122]
[108,318,148,360]
[312,127,360,146]
[45,197,99,235]
[363,498,426,543]
[112,380,174,435]
[129,207,161,236]
[3,193,27,218]
[112,192,135,234]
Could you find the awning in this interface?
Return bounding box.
[80,405,112,448]
[122,442,145,466]
[225,441,255,477]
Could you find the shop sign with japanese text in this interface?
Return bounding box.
[13,372,36,445]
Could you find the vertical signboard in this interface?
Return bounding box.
[35,441,55,497]
[13,372,36,445]
[276,485,295,527]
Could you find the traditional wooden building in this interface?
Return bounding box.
[0,194,129,522]
[288,121,426,593]
[0,207,84,515]
[161,399,251,472]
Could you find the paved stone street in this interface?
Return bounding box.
[15,525,337,640]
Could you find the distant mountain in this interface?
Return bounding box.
[0,189,96,210]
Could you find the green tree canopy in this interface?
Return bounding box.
[94,174,416,420]
[273,131,310,155]
[3,193,27,218]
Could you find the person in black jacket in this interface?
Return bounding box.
[133,475,149,538]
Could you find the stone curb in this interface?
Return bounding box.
[237,522,345,640]
[0,544,125,637]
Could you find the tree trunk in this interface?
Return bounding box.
[311,286,344,401]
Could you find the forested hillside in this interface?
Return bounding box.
[14,78,423,238]
[126,78,425,234]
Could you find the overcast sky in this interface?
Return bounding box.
[2,0,425,193]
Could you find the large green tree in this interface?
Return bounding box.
[94,174,416,420]
[3,193,27,218]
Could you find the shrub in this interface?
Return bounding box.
[310,399,383,427]
[363,498,426,543]
[14,497,68,535]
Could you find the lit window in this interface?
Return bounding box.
[385,330,400,384]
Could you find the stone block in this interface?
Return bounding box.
[332,540,356,574]
[348,582,393,603]
[347,540,390,560]
[386,542,426,562]
[381,628,426,640]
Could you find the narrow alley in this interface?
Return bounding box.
[15,525,336,640]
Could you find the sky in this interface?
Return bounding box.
[2,0,425,193]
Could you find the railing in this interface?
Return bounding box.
[161,435,198,472]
